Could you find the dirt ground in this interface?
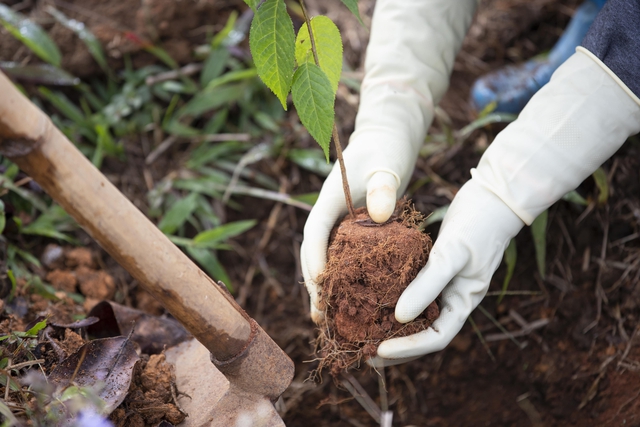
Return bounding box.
[3,0,640,426]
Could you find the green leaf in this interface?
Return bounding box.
[287,148,333,177]
[6,270,16,303]
[562,190,588,206]
[0,4,61,66]
[291,62,334,160]
[178,83,245,119]
[0,176,47,212]
[498,239,517,304]
[592,167,609,205]
[201,47,230,87]
[204,68,258,92]
[531,210,548,279]
[250,0,296,109]
[186,247,233,292]
[295,16,343,94]
[38,87,87,126]
[159,193,200,234]
[242,0,260,13]
[0,200,5,235]
[211,11,238,48]
[0,61,79,85]
[193,220,257,248]
[45,6,109,73]
[420,205,450,230]
[339,0,364,26]
[24,318,47,337]
[292,192,318,206]
[21,205,78,243]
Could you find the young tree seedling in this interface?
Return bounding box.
[243,0,361,217]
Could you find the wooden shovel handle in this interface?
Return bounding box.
[0,72,252,361]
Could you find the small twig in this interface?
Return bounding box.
[468,316,495,362]
[578,353,616,410]
[145,135,177,165]
[171,382,188,416]
[193,133,251,143]
[477,305,524,349]
[68,346,88,387]
[341,373,381,423]
[4,359,11,401]
[6,359,45,371]
[485,319,549,342]
[145,63,203,86]
[618,325,640,369]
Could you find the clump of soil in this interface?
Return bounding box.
[110,353,186,426]
[316,199,439,377]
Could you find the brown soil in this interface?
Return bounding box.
[6,0,640,426]
[110,353,186,427]
[317,200,438,376]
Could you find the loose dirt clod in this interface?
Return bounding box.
[316,199,439,377]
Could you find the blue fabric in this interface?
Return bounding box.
[581,0,640,97]
[470,0,604,114]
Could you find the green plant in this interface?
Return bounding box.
[244,0,359,215]
[1,4,336,294]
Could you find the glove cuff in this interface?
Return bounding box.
[472,49,640,225]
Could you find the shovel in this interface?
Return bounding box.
[0,71,294,426]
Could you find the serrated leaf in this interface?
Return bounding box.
[0,4,61,66]
[531,210,548,279]
[498,238,517,304]
[291,62,334,160]
[242,0,260,13]
[295,16,343,95]
[339,0,364,26]
[250,0,295,109]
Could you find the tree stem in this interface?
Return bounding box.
[332,124,355,217]
[299,0,356,218]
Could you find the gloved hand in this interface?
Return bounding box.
[300,0,477,323]
[372,49,640,366]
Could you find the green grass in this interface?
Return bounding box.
[0,7,321,295]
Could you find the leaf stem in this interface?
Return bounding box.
[298,0,356,218]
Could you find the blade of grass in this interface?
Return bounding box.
[185,246,233,291]
[497,238,517,305]
[476,304,523,349]
[530,210,548,279]
[45,6,109,74]
[0,5,61,66]
[468,315,496,362]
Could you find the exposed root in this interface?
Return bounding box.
[313,199,439,379]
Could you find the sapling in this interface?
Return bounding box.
[244,1,438,376]
[243,0,358,217]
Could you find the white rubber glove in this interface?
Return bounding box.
[373,49,640,366]
[300,0,478,323]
